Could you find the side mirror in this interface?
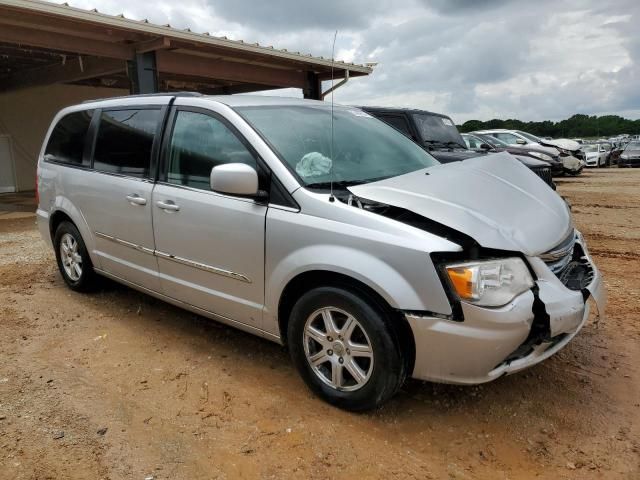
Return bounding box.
[480,143,492,150]
[516,138,526,145]
[210,163,260,197]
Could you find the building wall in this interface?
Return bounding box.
[0,84,127,191]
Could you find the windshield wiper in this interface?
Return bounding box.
[423,140,447,150]
[424,140,466,150]
[305,180,365,190]
[306,175,395,190]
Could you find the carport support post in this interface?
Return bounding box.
[303,72,322,100]
[128,51,158,94]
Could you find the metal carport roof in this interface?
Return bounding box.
[0,0,373,97]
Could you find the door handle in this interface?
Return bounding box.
[126,194,147,206]
[156,200,180,212]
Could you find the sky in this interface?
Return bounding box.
[60,0,640,123]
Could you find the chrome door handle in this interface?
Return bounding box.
[156,200,180,212]
[126,194,147,206]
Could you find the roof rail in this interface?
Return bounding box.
[82,91,203,103]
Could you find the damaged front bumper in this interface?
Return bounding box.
[561,155,584,174]
[406,233,605,385]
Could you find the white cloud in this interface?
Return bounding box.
[59,0,640,121]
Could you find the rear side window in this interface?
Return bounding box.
[93,109,161,178]
[166,110,256,190]
[45,110,94,166]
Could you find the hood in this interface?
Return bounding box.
[540,138,580,152]
[504,146,561,162]
[349,152,571,256]
[621,148,640,157]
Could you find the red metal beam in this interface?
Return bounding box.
[0,24,134,59]
[135,37,171,54]
[156,50,306,89]
[0,56,125,92]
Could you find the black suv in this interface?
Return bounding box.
[361,107,555,189]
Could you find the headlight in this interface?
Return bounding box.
[445,258,534,307]
[620,154,629,159]
[528,151,552,161]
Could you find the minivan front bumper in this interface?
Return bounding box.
[406,235,605,385]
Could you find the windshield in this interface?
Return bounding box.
[478,134,509,147]
[412,113,465,148]
[625,141,640,150]
[582,145,598,152]
[516,131,542,143]
[237,105,439,188]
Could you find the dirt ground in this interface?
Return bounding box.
[1,169,639,480]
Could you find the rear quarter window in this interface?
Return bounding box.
[44,110,94,166]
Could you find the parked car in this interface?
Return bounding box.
[618,141,640,167]
[598,142,615,165]
[474,129,583,158]
[474,129,585,175]
[581,144,608,167]
[462,132,564,176]
[361,107,556,188]
[359,107,474,163]
[37,94,605,411]
[609,143,624,165]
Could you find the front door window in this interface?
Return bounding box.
[167,111,256,190]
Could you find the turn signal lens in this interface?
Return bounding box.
[445,258,534,307]
[447,266,475,300]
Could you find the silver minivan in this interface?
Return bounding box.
[37,94,605,410]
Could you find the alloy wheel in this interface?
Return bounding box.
[60,232,82,281]
[303,307,374,392]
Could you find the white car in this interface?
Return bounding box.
[581,144,608,167]
[474,129,585,174]
[474,129,581,156]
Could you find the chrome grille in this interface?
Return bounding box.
[540,231,576,275]
[530,166,555,189]
[541,232,594,290]
[557,256,595,290]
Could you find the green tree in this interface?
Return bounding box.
[458,113,639,138]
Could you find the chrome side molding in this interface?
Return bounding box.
[94,231,251,283]
[95,231,154,255]
[154,250,251,283]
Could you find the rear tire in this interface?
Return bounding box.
[54,221,99,292]
[288,286,407,411]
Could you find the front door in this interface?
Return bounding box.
[152,108,267,328]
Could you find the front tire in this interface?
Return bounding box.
[54,221,99,292]
[288,286,406,411]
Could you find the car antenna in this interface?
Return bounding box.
[329,29,338,203]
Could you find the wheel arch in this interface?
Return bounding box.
[49,210,74,241]
[277,269,415,373]
[47,198,98,268]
